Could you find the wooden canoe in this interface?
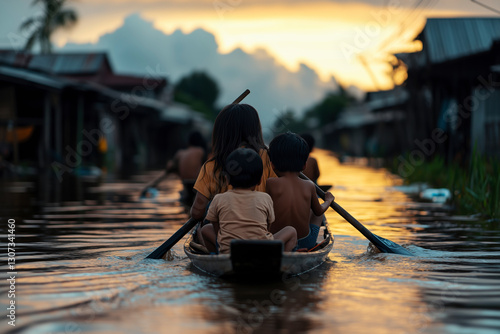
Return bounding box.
[184,221,334,278]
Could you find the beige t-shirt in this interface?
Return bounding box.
[193,149,277,200]
[205,189,275,254]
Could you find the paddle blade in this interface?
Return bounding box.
[318,184,332,192]
[300,172,412,256]
[331,201,413,256]
[371,234,413,256]
[139,171,167,198]
[140,187,158,199]
[146,218,198,259]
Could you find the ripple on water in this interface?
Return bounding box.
[2,151,500,334]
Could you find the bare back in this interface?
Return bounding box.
[176,146,205,180]
[266,173,320,238]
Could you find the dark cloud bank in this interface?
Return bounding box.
[61,14,340,130]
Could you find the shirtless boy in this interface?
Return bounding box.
[199,148,297,254]
[167,131,207,205]
[266,132,334,250]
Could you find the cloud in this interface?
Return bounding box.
[61,13,339,130]
[4,0,490,92]
[61,0,496,13]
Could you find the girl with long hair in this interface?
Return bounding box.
[190,103,276,221]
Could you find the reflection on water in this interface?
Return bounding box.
[1,150,499,334]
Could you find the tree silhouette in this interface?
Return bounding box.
[20,0,78,54]
[175,72,219,109]
[304,87,354,126]
[174,71,220,118]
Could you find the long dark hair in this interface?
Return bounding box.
[208,103,267,194]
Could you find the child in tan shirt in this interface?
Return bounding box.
[266,132,334,250]
[199,148,297,254]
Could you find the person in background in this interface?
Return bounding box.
[266,132,334,250]
[300,133,320,184]
[167,131,207,206]
[199,148,297,254]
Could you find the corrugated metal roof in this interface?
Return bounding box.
[28,53,108,74]
[0,65,68,90]
[366,89,409,111]
[329,108,405,130]
[0,51,18,65]
[421,18,500,64]
[161,103,201,124]
[0,65,186,121]
[0,50,32,67]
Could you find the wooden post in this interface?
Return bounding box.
[44,92,51,168]
[76,94,84,202]
[76,94,84,153]
[55,93,62,159]
[54,93,62,202]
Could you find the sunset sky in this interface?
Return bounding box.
[0,0,496,94]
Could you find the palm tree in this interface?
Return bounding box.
[20,0,78,54]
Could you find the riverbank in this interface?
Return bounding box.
[390,151,500,219]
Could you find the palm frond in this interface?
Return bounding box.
[55,9,78,27]
[20,17,38,31]
[23,31,39,52]
[20,0,77,54]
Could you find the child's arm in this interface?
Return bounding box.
[200,200,220,252]
[310,184,334,216]
[191,192,210,221]
[205,197,220,233]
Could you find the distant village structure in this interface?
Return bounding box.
[324,17,500,163]
[322,88,407,158]
[0,51,209,184]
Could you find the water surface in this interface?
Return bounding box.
[1,150,500,334]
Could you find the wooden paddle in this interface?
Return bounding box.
[145,89,251,259]
[140,172,168,198]
[318,184,332,192]
[300,172,412,255]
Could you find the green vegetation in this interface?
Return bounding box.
[21,0,78,54]
[174,71,220,120]
[272,86,355,135]
[174,72,354,128]
[303,87,354,126]
[392,151,500,219]
[272,110,304,134]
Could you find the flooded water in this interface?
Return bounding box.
[1,149,500,334]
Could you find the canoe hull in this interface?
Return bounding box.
[184,223,334,277]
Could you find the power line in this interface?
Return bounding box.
[471,0,500,15]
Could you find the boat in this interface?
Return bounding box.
[184,221,334,278]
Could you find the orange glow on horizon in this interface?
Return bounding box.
[53,1,483,91]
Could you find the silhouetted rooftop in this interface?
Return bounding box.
[417,17,500,64]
